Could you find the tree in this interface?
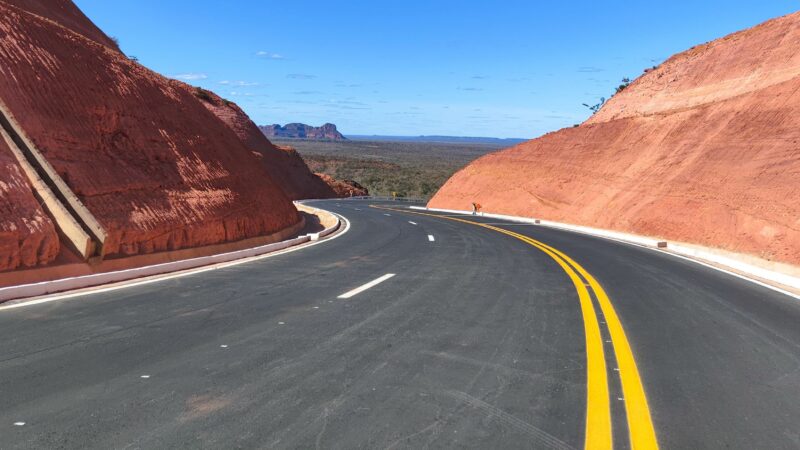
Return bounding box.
[582,97,605,115]
[616,77,632,94]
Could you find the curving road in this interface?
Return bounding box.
[1,199,799,449]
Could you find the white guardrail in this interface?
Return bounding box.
[0,208,341,303]
[410,206,800,294]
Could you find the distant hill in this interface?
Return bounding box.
[260,123,346,140]
[347,135,527,145]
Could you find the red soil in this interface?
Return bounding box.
[2,0,119,50]
[192,88,339,200]
[314,173,368,198]
[0,137,60,270]
[0,1,300,262]
[430,12,800,266]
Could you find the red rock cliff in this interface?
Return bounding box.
[0,1,300,262]
[430,12,800,266]
[0,136,60,270]
[2,0,119,50]
[314,173,368,198]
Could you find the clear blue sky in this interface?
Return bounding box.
[75,1,797,138]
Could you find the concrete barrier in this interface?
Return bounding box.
[0,127,95,258]
[0,235,307,302]
[0,99,108,257]
[410,206,800,294]
[0,206,342,303]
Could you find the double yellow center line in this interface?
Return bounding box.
[373,206,658,449]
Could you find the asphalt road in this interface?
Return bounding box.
[1,199,799,449]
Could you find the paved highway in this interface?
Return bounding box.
[1,199,799,449]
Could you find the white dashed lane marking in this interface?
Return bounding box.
[408,221,418,225]
[338,274,397,299]
[428,235,435,242]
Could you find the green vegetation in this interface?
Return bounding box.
[583,77,633,114]
[615,77,632,94]
[583,97,605,115]
[273,139,507,199]
[193,87,214,103]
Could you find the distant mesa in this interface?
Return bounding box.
[260,123,347,141]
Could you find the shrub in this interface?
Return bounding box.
[193,87,214,104]
[615,77,632,94]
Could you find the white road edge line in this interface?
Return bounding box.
[408,221,418,225]
[428,235,435,242]
[410,206,800,301]
[337,273,396,299]
[0,209,352,312]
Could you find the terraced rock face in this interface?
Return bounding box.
[2,0,119,49]
[0,1,300,262]
[0,136,59,271]
[430,12,800,265]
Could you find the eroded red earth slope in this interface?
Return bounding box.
[0,1,300,264]
[431,13,800,265]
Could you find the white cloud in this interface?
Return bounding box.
[287,73,316,80]
[172,73,208,81]
[256,51,285,60]
[219,80,259,87]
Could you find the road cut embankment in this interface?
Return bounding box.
[430,12,800,271]
[0,204,342,303]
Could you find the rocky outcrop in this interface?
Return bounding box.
[2,0,120,50]
[0,136,60,271]
[430,12,800,266]
[0,1,300,265]
[260,123,346,140]
[190,89,339,200]
[315,173,368,198]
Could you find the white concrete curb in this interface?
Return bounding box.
[410,206,800,295]
[0,211,341,303]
